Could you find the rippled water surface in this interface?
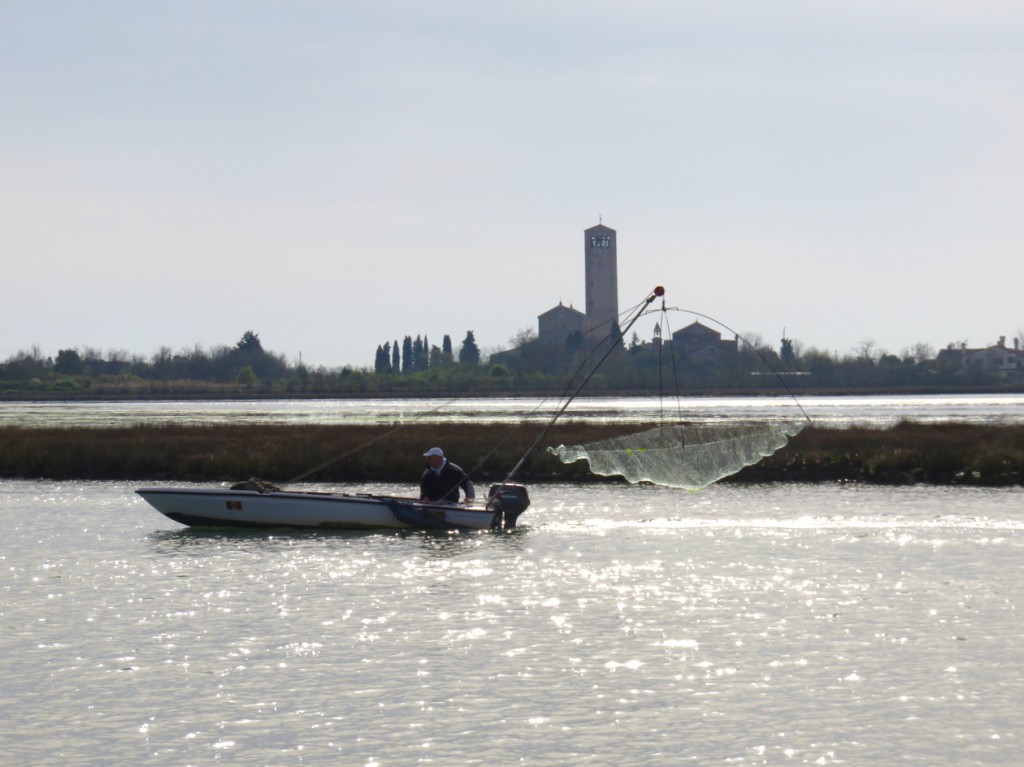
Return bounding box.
[2,480,1021,765]
[2,392,1023,428]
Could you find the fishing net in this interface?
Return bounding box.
[548,421,805,490]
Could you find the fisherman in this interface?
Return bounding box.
[420,447,475,504]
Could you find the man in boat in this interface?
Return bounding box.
[420,447,476,504]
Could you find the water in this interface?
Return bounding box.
[2,392,1023,428]
[2,479,1021,765]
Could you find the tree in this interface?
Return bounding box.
[459,331,481,366]
[236,365,258,388]
[802,347,838,386]
[374,343,392,373]
[419,335,430,370]
[610,319,624,345]
[236,331,263,353]
[902,342,935,365]
[402,336,414,374]
[151,346,173,379]
[55,349,83,375]
[853,339,879,362]
[509,327,537,348]
[436,334,454,366]
[780,337,795,361]
[413,335,429,371]
[391,340,400,373]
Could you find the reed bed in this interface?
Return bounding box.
[745,421,1024,485]
[0,423,632,484]
[1,421,1022,486]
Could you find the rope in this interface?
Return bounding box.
[654,301,686,426]
[283,396,460,486]
[282,289,809,491]
[463,297,653,482]
[665,306,814,425]
[502,287,665,483]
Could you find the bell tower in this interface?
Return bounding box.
[583,223,619,337]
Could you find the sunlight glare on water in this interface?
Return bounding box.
[0,479,1021,765]
[1,393,1023,428]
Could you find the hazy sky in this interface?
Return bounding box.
[3,1,1022,368]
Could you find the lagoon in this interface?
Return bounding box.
[1,479,1022,765]
[2,392,1024,429]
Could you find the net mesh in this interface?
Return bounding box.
[548,421,805,490]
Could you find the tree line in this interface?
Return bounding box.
[2,331,288,390]
[2,328,1022,396]
[373,331,480,374]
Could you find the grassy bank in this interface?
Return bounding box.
[1,422,1022,486]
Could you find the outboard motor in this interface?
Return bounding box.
[487,483,531,529]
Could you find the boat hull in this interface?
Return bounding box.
[136,487,504,531]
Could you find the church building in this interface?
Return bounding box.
[490,221,742,373]
[536,222,619,348]
[583,223,619,337]
[537,302,584,347]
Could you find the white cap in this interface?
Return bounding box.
[423,447,444,458]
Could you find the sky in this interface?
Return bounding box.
[2,1,1022,369]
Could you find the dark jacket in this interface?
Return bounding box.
[420,460,475,503]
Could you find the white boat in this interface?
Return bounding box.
[136,483,531,531]
[135,287,802,532]
[134,290,670,533]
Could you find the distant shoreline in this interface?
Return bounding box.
[3,384,1024,402]
[2,422,1021,487]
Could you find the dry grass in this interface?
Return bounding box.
[742,421,1024,485]
[0,422,636,484]
[1,421,1022,486]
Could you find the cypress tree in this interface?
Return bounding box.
[414,335,429,370]
[459,331,481,366]
[412,336,424,371]
[402,336,414,374]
